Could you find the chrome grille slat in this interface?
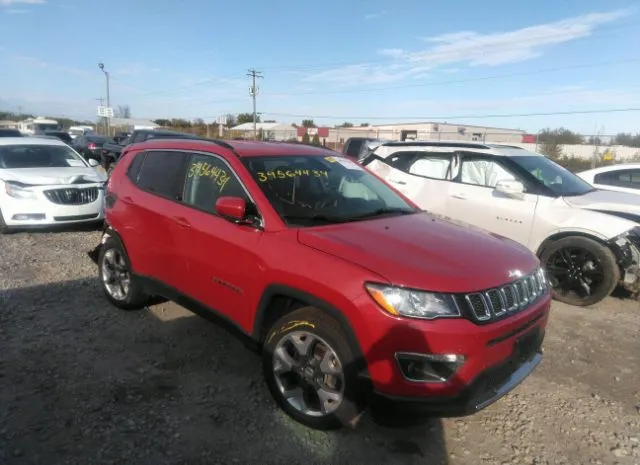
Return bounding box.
[463,269,548,323]
[44,187,99,206]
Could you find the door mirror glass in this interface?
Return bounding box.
[87,158,99,167]
[215,196,246,220]
[494,179,525,199]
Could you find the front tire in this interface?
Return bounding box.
[98,237,148,310]
[540,236,620,307]
[262,307,365,430]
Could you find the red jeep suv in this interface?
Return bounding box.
[91,138,551,430]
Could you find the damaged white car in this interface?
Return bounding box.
[362,141,640,307]
[0,137,106,233]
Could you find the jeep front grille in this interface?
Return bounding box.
[461,268,548,323]
[44,187,99,205]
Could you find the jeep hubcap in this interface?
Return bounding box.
[101,249,131,301]
[272,331,344,417]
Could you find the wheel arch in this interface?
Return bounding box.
[253,284,367,374]
[535,230,612,258]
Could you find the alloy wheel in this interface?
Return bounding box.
[272,331,345,417]
[545,246,605,298]
[101,248,131,301]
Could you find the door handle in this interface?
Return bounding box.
[388,178,407,185]
[451,193,467,200]
[122,196,133,203]
[173,216,191,228]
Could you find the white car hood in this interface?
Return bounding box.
[564,189,640,215]
[0,167,106,186]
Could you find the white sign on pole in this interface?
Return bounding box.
[97,106,114,118]
[307,128,318,136]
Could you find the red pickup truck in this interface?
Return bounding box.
[90,138,550,430]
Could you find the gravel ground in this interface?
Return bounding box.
[1,228,639,465]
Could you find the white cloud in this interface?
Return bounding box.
[365,10,386,20]
[305,9,633,85]
[0,0,45,5]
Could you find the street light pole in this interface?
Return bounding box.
[98,63,111,137]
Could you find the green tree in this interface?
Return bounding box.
[311,133,321,145]
[237,113,260,124]
[153,119,171,127]
[301,119,316,128]
[338,122,354,128]
[537,127,583,145]
[302,133,311,144]
[115,105,131,118]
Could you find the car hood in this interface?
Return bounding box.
[297,212,539,293]
[0,167,106,185]
[564,189,640,215]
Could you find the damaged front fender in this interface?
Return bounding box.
[608,226,640,298]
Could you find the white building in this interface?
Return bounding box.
[230,122,297,141]
[361,121,527,143]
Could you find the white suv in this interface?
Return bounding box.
[362,141,640,307]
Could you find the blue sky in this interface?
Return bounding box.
[1,0,639,135]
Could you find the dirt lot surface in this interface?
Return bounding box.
[1,229,639,465]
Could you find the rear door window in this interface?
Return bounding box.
[135,150,188,199]
[594,169,640,189]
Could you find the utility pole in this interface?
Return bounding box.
[247,68,263,139]
[98,63,111,137]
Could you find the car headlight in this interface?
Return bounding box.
[4,181,37,200]
[365,283,461,320]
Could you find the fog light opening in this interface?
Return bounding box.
[12,214,46,221]
[396,352,465,383]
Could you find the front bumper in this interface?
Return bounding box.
[369,330,544,417]
[349,288,551,414]
[609,226,640,298]
[1,186,105,228]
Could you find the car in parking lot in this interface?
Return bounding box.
[362,140,640,307]
[0,137,107,233]
[577,163,640,196]
[91,138,550,430]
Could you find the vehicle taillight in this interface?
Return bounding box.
[88,142,96,149]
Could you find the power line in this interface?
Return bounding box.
[262,107,640,121]
[247,68,263,138]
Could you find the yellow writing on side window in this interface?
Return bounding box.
[256,169,329,182]
[187,161,230,192]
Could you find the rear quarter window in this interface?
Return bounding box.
[135,150,188,199]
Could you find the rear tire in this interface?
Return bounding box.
[98,236,148,310]
[540,236,619,307]
[262,307,365,430]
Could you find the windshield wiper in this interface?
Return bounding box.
[281,214,352,224]
[342,208,417,220]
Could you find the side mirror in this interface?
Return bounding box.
[87,159,99,167]
[494,179,525,199]
[215,196,246,220]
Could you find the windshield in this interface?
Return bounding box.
[242,154,417,226]
[0,144,89,169]
[509,155,595,197]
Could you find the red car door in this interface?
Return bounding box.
[172,151,266,331]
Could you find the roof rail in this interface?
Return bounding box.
[381,141,492,149]
[200,138,242,157]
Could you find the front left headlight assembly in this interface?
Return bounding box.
[365,283,461,320]
[4,181,37,200]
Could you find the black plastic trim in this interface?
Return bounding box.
[253,284,366,365]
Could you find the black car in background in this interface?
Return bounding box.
[71,134,109,161]
[43,130,73,144]
[0,128,22,137]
